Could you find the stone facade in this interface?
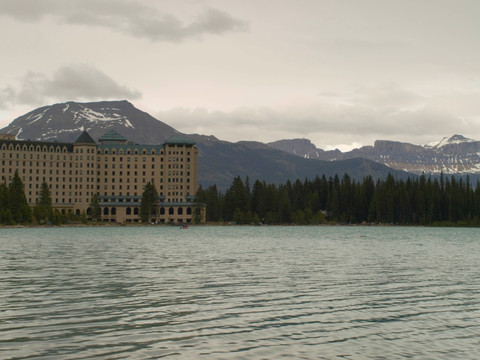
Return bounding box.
[0,131,203,224]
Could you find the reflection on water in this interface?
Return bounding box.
[1,226,480,359]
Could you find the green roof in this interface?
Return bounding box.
[98,144,164,153]
[98,129,127,142]
[164,135,196,145]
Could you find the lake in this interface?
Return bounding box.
[1,226,480,359]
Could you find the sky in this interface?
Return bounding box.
[1,0,480,151]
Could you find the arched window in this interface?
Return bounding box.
[111,207,116,215]
[75,209,81,216]
[160,207,165,215]
[133,207,139,215]
[126,207,132,215]
[104,207,109,215]
[178,207,183,215]
[187,207,192,215]
[169,207,174,215]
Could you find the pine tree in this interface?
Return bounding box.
[0,182,8,224]
[34,181,53,224]
[140,182,158,223]
[89,193,101,222]
[8,170,32,224]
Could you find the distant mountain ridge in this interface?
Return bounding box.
[268,134,480,175]
[1,100,415,189]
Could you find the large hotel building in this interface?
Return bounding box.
[0,130,204,224]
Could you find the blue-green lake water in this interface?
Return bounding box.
[1,226,480,359]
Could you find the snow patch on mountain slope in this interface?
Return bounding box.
[26,112,45,125]
[425,135,475,149]
[42,127,85,137]
[78,106,123,122]
[67,106,136,129]
[124,119,134,129]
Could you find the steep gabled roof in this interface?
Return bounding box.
[74,130,96,144]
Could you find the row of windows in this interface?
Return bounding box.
[101,148,192,156]
[103,164,161,169]
[1,144,70,153]
[1,148,193,159]
[1,143,193,155]
[2,153,73,160]
[25,182,94,189]
[103,149,161,155]
[101,207,193,216]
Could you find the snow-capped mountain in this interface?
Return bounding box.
[269,135,480,175]
[425,134,477,150]
[1,100,179,144]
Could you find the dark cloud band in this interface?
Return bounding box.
[0,0,247,42]
[0,64,141,106]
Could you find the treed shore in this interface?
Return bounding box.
[2,170,480,228]
[195,174,480,227]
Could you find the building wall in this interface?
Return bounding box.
[0,135,202,223]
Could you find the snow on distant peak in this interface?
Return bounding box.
[68,105,136,129]
[446,134,475,144]
[435,136,451,148]
[424,135,475,149]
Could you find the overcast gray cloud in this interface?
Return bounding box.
[0,1,479,150]
[0,64,141,107]
[157,100,473,150]
[0,0,247,42]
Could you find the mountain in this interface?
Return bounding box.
[1,100,414,190]
[1,100,179,144]
[269,135,480,175]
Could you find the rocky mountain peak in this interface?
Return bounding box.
[426,134,475,149]
[269,134,480,175]
[0,100,178,145]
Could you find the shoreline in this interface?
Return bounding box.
[1,221,479,229]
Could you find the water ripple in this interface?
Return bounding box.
[1,226,480,359]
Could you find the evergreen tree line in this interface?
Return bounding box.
[0,170,92,225]
[196,173,480,226]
